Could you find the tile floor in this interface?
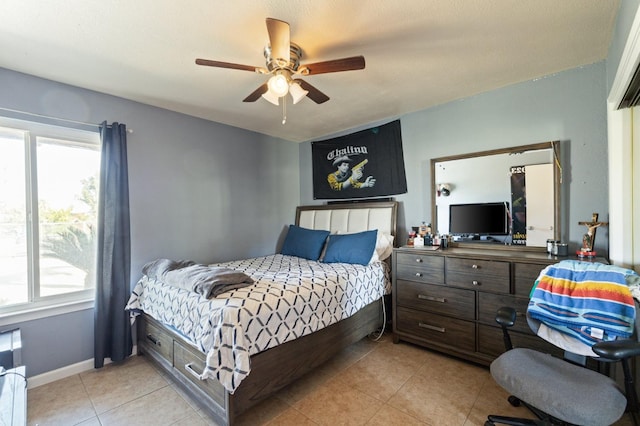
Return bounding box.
[27,333,636,426]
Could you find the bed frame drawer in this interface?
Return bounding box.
[142,319,174,364]
[173,341,226,407]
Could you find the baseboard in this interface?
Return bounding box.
[27,344,137,389]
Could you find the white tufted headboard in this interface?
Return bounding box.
[296,201,398,240]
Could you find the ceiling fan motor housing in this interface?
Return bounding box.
[264,43,302,72]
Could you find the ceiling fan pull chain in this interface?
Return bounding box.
[282,96,287,125]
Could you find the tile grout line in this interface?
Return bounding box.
[376,357,433,426]
[462,372,493,424]
[78,362,173,420]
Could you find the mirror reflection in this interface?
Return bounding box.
[430,141,560,249]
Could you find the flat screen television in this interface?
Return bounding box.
[449,202,510,236]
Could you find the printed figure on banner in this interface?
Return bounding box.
[327,155,376,191]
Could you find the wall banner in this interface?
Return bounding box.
[311,120,407,200]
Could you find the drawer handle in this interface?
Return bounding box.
[472,280,480,286]
[418,322,446,333]
[184,363,206,381]
[146,334,161,347]
[415,258,423,263]
[415,272,423,277]
[472,264,479,269]
[418,294,446,303]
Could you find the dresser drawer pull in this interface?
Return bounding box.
[415,272,424,278]
[472,264,480,269]
[415,258,423,263]
[184,363,206,381]
[472,280,480,286]
[418,322,446,333]
[417,294,446,303]
[146,334,161,347]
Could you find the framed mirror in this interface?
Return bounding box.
[430,141,561,250]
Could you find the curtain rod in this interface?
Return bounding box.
[0,106,133,133]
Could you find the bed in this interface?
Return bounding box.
[126,201,398,425]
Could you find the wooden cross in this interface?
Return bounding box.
[578,213,608,252]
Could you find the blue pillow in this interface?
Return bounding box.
[322,230,378,265]
[280,225,330,261]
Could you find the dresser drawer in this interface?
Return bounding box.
[477,324,563,359]
[514,262,548,297]
[395,252,444,284]
[173,341,226,406]
[477,292,530,334]
[396,307,475,351]
[396,280,475,320]
[445,257,510,292]
[142,319,174,364]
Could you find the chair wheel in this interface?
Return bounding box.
[485,422,495,426]
[507,395,521,407]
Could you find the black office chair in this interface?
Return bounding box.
[486,261,640,426]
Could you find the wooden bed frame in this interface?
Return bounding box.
[137,201,398,425]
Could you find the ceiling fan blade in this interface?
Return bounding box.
[294,79,330,104]
[243,83,269,102]
[266,18,290,64]
[302,56,365,75]
[195,58,258,72]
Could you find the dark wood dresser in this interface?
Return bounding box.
[391,246,607,366]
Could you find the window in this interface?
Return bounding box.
[0,118,100,315]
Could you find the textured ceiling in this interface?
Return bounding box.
[0,0,620,142]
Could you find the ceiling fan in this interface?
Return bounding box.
[195,18,365,107]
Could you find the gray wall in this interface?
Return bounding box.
[300,62,610,255]
[0,68,299,376]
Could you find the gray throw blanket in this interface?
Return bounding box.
[142,258,254,298]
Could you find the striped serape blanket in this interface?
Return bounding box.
[528,260,638,347]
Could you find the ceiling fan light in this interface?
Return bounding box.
[289,82,308,104]
[261,90,280,105]
[267,74,289,97]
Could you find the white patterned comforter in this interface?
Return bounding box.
[126,254,390,393]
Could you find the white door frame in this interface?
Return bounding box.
[607,6,640,269]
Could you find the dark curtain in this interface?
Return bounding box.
[94,121,132,368]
